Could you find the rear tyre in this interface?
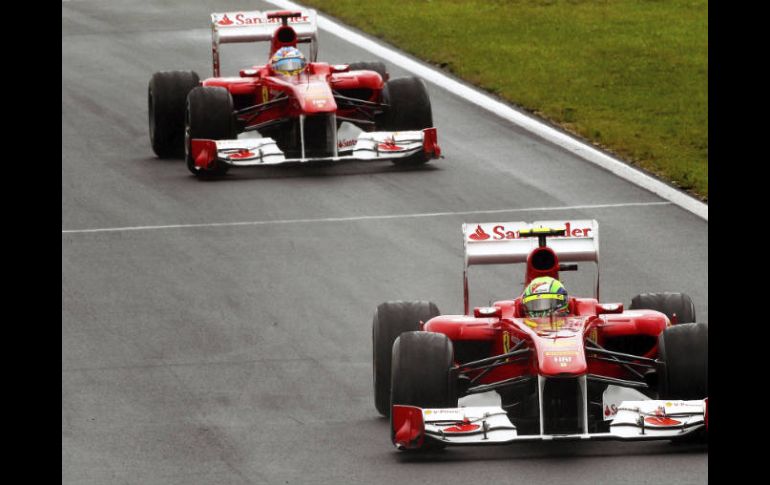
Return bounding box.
[391,331,456,450]
[148,70,200,158]
[657,323,708,400]
[630,292,696,323]
[378,77,433,166]
[348,61,389,81]
[185,86,235,177]
[372,301,440,417]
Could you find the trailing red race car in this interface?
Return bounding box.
[372,220,707,450]
[148,9,440,177]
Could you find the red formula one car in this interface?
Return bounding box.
[148,9,440,177]
[372,220,707,450]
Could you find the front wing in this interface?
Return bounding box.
[392,398,707,450]
[190,128,440,168]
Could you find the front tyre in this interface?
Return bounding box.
[372,301,440,417]
[656,322,708,443]
[378,77,433,166]
[148,70,200,158]
[391,331,456,450]
[185,86,235,177]
[656,323,708,400]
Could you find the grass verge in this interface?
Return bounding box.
[301,0,708,200]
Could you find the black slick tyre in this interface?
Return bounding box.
[656,322,708,443]
[185,86,235,177]
[372,301,440,417]
[378,77,433,166]
[347,61,389,81]
[148,70,200,158]
[630,292,696,323]
[657,323,708,399]
[390,331,456,450]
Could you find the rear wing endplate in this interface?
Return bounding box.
[210,10,318,76]
[461,220,600,314]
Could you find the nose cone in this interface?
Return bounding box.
[297,81,337,113]
[536,335,587,376]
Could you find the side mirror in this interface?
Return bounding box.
[596,303,624,315]
[474,306,502,318]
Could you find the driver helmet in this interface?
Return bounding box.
[522,276,569,317]
[270,47,307,76]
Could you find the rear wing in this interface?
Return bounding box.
[210,10,318,77]
[461,220,600,314]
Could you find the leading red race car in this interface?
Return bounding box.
[372,220,707,450]
[148,9,440,177]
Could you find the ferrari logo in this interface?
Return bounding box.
[503,331,511,353]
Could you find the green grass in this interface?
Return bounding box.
[302,0,708,200]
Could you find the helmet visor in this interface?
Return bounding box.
[273,57,305,74]
[523,294,565,316]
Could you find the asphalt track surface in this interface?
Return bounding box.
[62,1,708,484]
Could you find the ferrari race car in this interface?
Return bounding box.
[148,9,440,177]
[372,220,708,451]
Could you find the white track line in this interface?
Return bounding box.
[264,0,707,221]
[62,201,671,234]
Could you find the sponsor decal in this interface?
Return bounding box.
[544,350,578,357]
[378,136,400,151]
[262,86,269,104]
[444,422,480,433]
[235,13,264,24]
[604,404,618,418]
[217,14,234,26]
[338,139,356,149]
[502,331,511,354]
[546,349,577,367]
[423,409,461,416]
[530,280,550,293]
[266,15,309,24]
[644,416,682,427]
[312,99,327,108]
[469,225,490,241]
[471,222,592,241]
[228,149,256,160]
[215,13,310,27]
